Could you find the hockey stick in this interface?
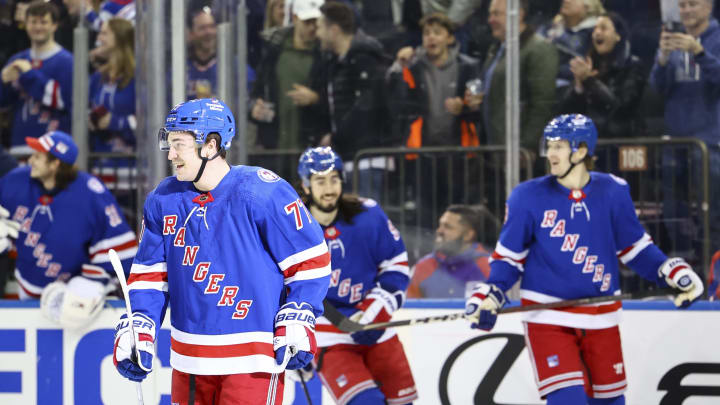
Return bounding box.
[108,249,145,405]
[297,370,314,405]
[323,288,676,332]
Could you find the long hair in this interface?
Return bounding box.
[101,18,135,88]
[47,156,79,191]
[299,188,366,223]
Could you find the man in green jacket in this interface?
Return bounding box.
[480,0,558,154]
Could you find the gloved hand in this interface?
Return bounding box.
[349,286,402,345]
[0,205,20,254]
[40,277,107,329]
[285,362,315,383]
[659,257,705,308]
[465,283,507,331]
[113,312,156,382]
[274,302,317,370]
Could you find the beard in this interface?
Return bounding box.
[312,196,339,213]
[434,238,464,257]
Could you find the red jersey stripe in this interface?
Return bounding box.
[284,251,331,279]
[171,338,274,358]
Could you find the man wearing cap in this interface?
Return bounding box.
[0,131,137,325]
[251,0,328,157]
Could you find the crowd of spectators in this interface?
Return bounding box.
[1,0,720,298]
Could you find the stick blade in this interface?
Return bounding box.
[322,300,363,332]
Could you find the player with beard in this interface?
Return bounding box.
[407,205,494,298]
[297,146,418,405]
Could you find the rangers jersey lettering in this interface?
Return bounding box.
[0,167,137,298]
[489,173,668,329]
[128,166,330,375]
[315,199,410,346]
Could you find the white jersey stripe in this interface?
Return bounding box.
[128,280,168,292]
[89,231,137,255]
[494,241,529,261]
[130,262,167,274]
[277,242,328,271]
[617,233,653,264]
[171,327,273,346]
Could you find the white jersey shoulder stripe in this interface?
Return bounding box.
[277,242,328,271]
[494,241,529,261]
[89,231,137,255]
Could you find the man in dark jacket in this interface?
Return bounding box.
[389,12,482,149]
[250,0,329,151]
[316,1,392,199]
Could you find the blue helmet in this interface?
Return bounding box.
[297,147,343,187]
[543,114,597,156]
[158,98,235,151]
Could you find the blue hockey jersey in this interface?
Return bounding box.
[86,0,136,31]
[489,173,668,329]
[0,167,137,299]
[89,72,136,152]
[128,166,331,375]
[315,199,410,347]
[0,45,73,151]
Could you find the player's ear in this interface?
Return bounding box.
[574,144,588,161]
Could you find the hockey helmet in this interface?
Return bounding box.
[542,114,598,156]
[158,98,235,151]
[297,146,343,187]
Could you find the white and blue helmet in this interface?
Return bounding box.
[297,146,343,187]
[158,98,235,151]
[543,114,598,156]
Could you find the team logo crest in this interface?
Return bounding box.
[325,226,341,240]
[87,177,106,194]
[257,169,280,183]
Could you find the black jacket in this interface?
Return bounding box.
[557,41,646,138]
[250,26,329,149]
[324,31,394,160]
[388,45,482,147]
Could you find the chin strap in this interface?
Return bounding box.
[557,152,581,180]
[192,149,222,183]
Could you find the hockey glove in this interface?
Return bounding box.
[659,258,704,308]
[113,312,156,382]
[349,286,403,345]
[0,205,19,254]
[465,283,507,331]
[40,277,107,329]
[274,302,317,370]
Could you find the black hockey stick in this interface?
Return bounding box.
[322,288,676,332]
[296,370,314,405]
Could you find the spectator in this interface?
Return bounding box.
[63,0,135,31]
[481,0,557,153]
[316,1,392,199]
[0,1,73,154]
[263,0,284,31]
[0,131,136,307]
[250,0,328,151]
[88,18,136,154]
[540,0,605,88]
[389,12,482,150]
[186,5,217,100]
[408,204,495,298]
[650,0,720,257]
[557,12,646,139]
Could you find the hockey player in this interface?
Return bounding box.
[112,98,331,404]
[465,114,704,405]
[0,1,73,153]
[297,146,418,405]
[0,131,137,326]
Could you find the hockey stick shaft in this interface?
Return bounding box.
[324,288,676,332]
[108,249,145,405]
[297,371,314,405]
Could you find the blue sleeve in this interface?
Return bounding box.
[369,203,410,298]
[18,60,73,111]
[610,176,667,283]
[488,186,533,292]
[253,179,331,318]
[83,176,137,284]
[649,55,671,95]
[129,190,170,334]
[0,56,21,107]
[695,43,720,85]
